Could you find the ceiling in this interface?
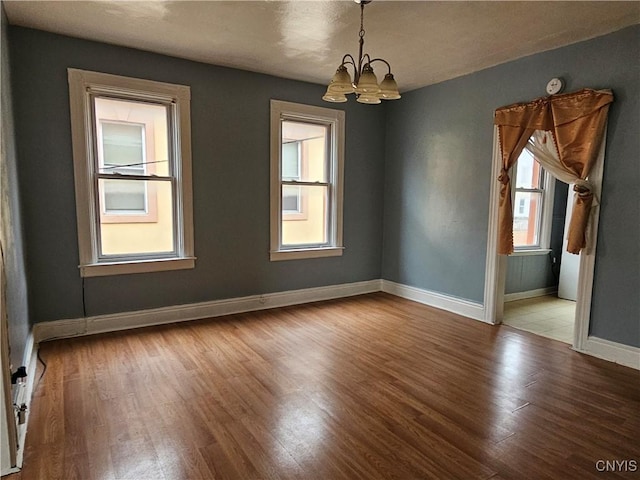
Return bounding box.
[4,1,639,93]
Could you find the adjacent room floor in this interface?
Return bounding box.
[8,293,639,480]
[503,295,576,344]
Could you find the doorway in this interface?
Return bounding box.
[502,179,577,344]
[484,127,607,352]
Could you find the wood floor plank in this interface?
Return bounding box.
[11,293,640,479]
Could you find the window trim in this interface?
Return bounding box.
[68,69,195,277]
[511,148,555,251]
[269,100,345,261]
[510,248,552,257]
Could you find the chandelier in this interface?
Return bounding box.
[323,0,401,104]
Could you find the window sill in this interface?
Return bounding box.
[511,248,552,257]
[270,247,344,261]
[80,257,196,277]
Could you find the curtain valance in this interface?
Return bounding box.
[493,88,613,255]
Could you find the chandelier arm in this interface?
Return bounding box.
[341,54,357,67]
[367,58,393,74]
[339,54,358,85]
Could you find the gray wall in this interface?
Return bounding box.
[505,254,555,296]
[9,27,386,323]
[505,180,568,295]
[1,7,30,369]
[383,25,639,347]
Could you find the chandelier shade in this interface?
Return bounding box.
[379,73,401,100]
[327,66,355,94]
[356,93,382,105]
[322,91,348,103]
[323,0,401,105]
[354,65,380,94]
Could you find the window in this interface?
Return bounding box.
[270,100,345,261]
[68,69,194,277]
[512,147,555,250]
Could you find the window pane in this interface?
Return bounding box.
[99,179,174,256]
[95,97,169,176]
[513,191,542,247]
[282,185,328,246]
[281,120,327,183]
[515,148,542,189]
[282,185,301,213]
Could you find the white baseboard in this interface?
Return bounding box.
[34,279,382,343]
[381,280,486,323]
[504,287,557,303]
[1,466,20,476]
[31,278,638,373]
[575,336,640,370]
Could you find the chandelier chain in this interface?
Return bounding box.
[359,3,365,38]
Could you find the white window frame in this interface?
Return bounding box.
[511,148,555,255]
[68,69,195,277]
[269,100,345,261]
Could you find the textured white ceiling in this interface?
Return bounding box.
[4,1,639,92]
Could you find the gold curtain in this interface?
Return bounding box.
[494,88,613,255]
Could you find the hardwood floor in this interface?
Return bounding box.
[8,293,640,479]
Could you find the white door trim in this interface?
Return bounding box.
[483,127,505,325]
[572,127,607,352]
[484,125,607,354]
